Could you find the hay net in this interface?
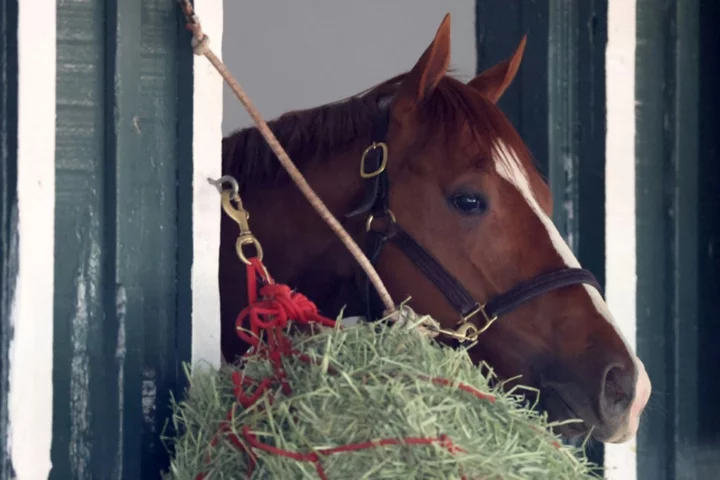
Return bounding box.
[164,310,599,479]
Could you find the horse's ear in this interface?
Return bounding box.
[392,13,451,114]
[467,35,527,103]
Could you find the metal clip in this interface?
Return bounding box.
[436,303,498,343]
[208,176,264,265]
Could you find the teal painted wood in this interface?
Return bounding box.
[51,0,193,478]
[0,0,19,477]
[634,1,684,478]
[475,0,550,178]
[547,0,607,288]
[634,0,720,478]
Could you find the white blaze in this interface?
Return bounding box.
[492,141,649,443]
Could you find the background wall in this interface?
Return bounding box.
[221,0,477,134]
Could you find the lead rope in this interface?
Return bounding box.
[177,0,397,316]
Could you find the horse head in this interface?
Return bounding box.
[220,13,650,445]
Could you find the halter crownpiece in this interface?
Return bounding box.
[347,101,602,343]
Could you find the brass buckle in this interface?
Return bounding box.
[437,303,498,342]
[359,141,388,179]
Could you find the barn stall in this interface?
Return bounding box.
[1,0,719,479]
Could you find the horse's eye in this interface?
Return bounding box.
[450,193,487,215]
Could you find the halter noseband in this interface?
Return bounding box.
[345,101,601,343]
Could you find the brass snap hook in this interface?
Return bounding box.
[208,176,264,265]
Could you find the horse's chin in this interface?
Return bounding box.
[538,387,594,441]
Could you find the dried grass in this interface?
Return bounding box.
[163,316,599,480]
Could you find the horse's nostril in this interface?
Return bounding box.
[601,365,634,416]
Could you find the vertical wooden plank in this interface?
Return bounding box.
[7,0,56,478]
[547,0,580,250]
[604,1,639,477]
[188,0,223,371]
[0,0,18,477]
[673,1,700,477]
[52,0,112,476]
[107,0,142,477]
[51,0,194,477]
[475,0,550,178]
[136,1,190,474]
[548,0,608,283]
[634,2,672,477]
[634,0,708,478]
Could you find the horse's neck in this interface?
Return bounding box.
[243,149,367,316]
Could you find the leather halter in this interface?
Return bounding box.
[345,101,602,343]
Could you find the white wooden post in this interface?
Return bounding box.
[7,0,56,478]
[605,0,638,478]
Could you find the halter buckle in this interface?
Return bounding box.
[360,142,388,179]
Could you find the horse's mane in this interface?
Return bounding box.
[222,72,533,191]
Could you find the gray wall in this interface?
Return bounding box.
[222,0,477,134]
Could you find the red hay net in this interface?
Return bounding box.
[194,257,513,480]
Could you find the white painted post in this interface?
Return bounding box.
[604,1,637,479]
[7,1,57,478]
[191,0,224,371]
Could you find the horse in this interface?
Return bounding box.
[218,13,651,444]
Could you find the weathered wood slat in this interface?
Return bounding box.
[635,0,720,478]
[51,0,193,478]
[475,0,550,179]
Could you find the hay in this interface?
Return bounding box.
[163,316,600,479]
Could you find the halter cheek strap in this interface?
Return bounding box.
[346,104,602,343]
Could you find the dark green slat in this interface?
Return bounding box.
[52,0,109,476]
[475,0,550,178]
[635,1,677,478]
[136,1,190,474]
[634,0,710,478]
[635,0,673,475]
[636,0,720,478]
[52,0,193,478]
[672,0,701,477]
[0,0,18,477]
[107,0,143,477]
[175,0,195,408]
[548,0,607,284]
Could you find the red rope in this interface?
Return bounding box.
[235,258,336,350]
[243,425,468,480]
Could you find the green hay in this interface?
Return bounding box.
[163,316,600,479]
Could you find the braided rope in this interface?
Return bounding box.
[178,1,396,315]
